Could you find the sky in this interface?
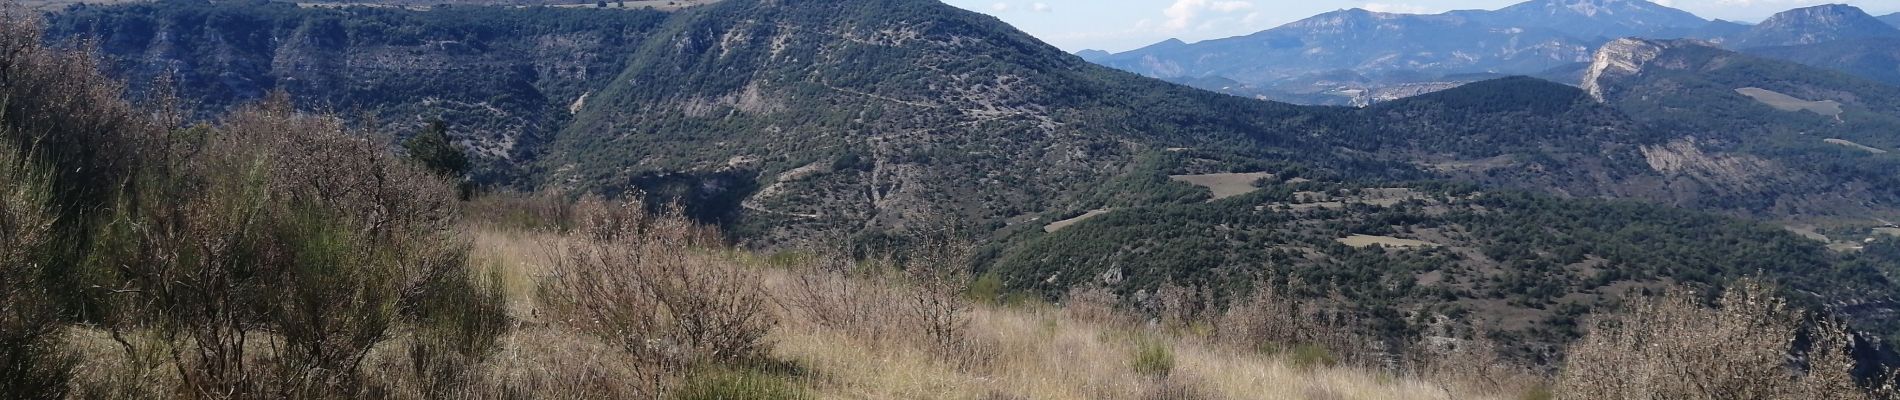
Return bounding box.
[944,0,1900,52]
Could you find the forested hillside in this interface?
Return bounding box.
[1584,38,1900,222]
[46,1,671,184]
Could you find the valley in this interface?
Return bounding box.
[7,0,1900,398]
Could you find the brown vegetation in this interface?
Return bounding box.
[1558,280,1899,400]
[540,197,775,394]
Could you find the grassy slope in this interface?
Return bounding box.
[448,224,1514,400]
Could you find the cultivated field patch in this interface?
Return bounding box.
[1169,172,1272,200]
[1734,87,1843,117]
[1044,209,1113,232]
[1823,138,1888,154]
[1336,234,1439,249]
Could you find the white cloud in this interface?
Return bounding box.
[991,2,1011,12]
[1163,0,1256,31]
[1032,2,1052,12]
[1210,1,1254,12]
[1361,3,1429,14]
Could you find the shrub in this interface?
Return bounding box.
[395,259,511,398]
[0,131,72,399]
[1288,344,1338,370]
[1557,280,1898,399]
[75,96,471,397]
[778,232,988,370]
[1216,274,1371,366]
[542,198,776,372]
[896,235,975,359]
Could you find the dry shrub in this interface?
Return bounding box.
[541,197,776,378]
[1215,275,1372,366]
[1150,281,1215,332]
[1557,280,1897,400]
[896,235,977,359]
[779,233,982,367]
[462,190,580,232]
[1405,328,1545,398]
[1060,284,1128,325]
[780,245,901,340]
[0,5,152,214]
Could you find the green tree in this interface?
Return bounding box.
[404,119,469,179]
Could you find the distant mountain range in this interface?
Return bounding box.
[1087,0,1900,105]
[1446,0,1706,40]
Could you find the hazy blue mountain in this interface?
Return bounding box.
[1089,0,1713,105]
[1685,19,1751,44]
[1093,8,1592,85]
[1730,4,1900,48]
[1449,0,1706,39]
[1747,39,1900,85]
[1073,49,1111,62]
[1880,12,1900,29]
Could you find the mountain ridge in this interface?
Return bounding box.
[1090,1,1900,106]
[1731,4,1900,48]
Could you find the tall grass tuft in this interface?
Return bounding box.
[0,130,73,399]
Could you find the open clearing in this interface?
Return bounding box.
[1336,234,1439,249]
[1784,225,1831,242]
[1043,209,1112,232]
[1735,87,1843,117]
[1272,188,1425,212]
[1824,138,1888,154]
[548,0,720,10]
[1169,172,1272,200]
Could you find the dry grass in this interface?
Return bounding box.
[447,218,1514,400]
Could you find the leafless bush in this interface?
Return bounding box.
[779,232,983,367]
[1151,281,1215,332]
[1558,280,1897,400]
[1404,327,1545,398]
[896,235,975,359]
[1215,275,1371,366]
[462,190,580,232]
[1060,283,1127,325]
[780,244,896,340]
[541,197,775,375]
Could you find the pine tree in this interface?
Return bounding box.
[404,119,468,178]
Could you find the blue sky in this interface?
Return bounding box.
[945,0,1900,52]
